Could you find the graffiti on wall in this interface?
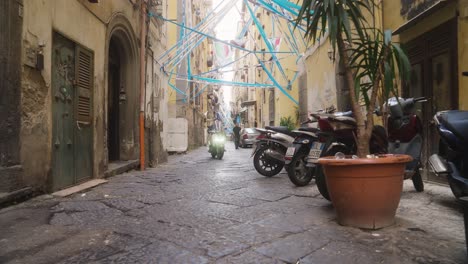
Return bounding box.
[400,0,438,20]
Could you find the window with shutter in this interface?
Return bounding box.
[75,46,94,123]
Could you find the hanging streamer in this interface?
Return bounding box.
[151,0,314,106]
[244,0,288,82]
[255,53,298,105]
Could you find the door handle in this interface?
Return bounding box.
[66,139,72,147]
[54,138,60,148]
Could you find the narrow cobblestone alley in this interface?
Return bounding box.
[0,143,466,263]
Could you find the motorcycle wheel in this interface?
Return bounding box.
[315,146,348,201]
[217,147,224,160]
[449,178,466,198]
[411,168,424,192]
[253,147,283,177]
[315,166,330,201]
[287,150,313,187]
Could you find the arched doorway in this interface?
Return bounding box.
[107,37,121,161]
[106,16,139,163]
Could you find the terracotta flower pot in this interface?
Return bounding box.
[318,154,412,229]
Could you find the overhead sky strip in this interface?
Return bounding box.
[193,76,275,88]
[159,0,238,69]
[238,16,253,39]
[151,13,296,56]
[193,52,251,77]
[157,0,226,62]
[174,53,295,78]
[159,1,237,67]
[244,0,288,83]
[236,5,259,39]
[156,0,316,102]
[171,76,275,88]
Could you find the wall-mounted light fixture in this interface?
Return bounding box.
[327,48,336,62]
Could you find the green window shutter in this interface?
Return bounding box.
[75,46,94,123]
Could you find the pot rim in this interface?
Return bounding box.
[318,154,412,166]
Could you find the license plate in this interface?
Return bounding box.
[308,142,324,162]
[285,147,296,157]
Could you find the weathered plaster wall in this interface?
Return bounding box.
[0,0,23,192]
[301,39,337,113]
[274,50,300,126]
[21,0,141,191]
[147,17,169,165]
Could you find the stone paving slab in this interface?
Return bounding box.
[0,144,466,263]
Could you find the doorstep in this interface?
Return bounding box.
[52,179,107,197]
[0,187,33,208]
[104,160,139,178]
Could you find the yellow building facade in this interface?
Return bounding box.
[231,2,300,128]
[166,0,212,149]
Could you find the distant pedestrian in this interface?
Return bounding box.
[233,123,241,149]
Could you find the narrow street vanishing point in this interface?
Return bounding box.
[0,144,465,264]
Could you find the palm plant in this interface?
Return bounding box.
[296,0,411,157]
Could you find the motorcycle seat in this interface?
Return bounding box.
[333,111,354,117]
[265,126,296,137]
[298,127,319,133]
[329,115,357,126]
[439,110,468,142]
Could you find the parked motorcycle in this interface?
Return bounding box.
[313,97,427,200]
[385,97,427,192]
[429,110,468,198]
[311,111,388,200]
[284,126,319,186]
[429,109,468,254]
[429,72,468,254]
[284,111,327,186]
[252,126,295,177]
[209,132,226,160]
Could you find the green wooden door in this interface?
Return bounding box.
[52,34,76,189]
[74,46,93,183]
[52,34,93,190]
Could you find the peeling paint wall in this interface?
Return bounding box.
[20,0,143,192]
[300,38,338,114]
[147,15,169,166]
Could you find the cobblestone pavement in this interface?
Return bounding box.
[0,143,466,263]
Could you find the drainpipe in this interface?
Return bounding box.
[139,0,147,170]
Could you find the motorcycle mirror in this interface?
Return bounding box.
[414,97,428,103]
